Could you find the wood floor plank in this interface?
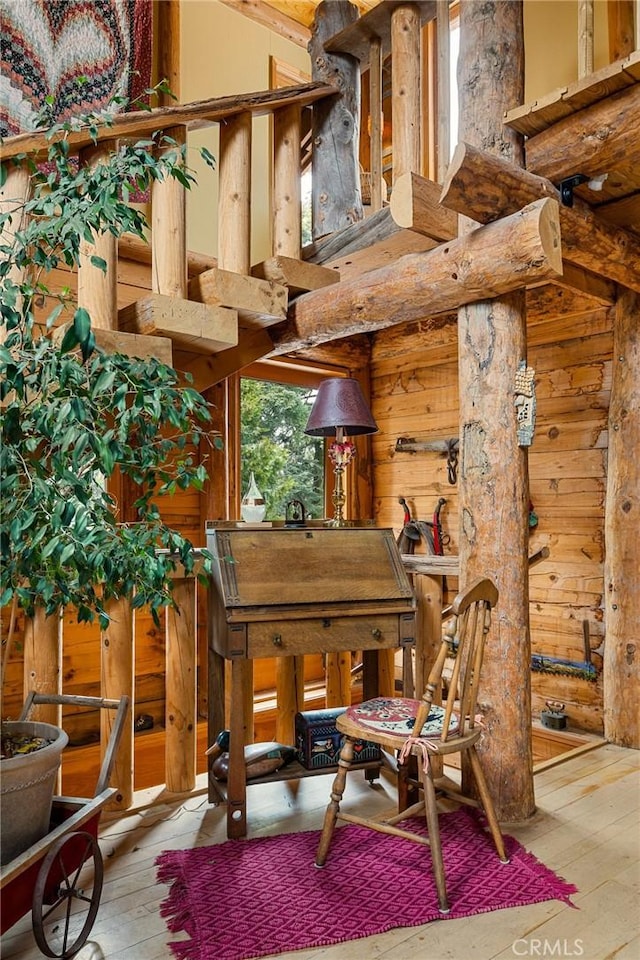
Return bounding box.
[2,744,638,960]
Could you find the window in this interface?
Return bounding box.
[240,377,324,520]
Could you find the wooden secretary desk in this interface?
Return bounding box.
[206,523,416,838]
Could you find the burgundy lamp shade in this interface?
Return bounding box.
[304,378,378,437]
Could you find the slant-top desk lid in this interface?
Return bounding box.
[205,524,414,621]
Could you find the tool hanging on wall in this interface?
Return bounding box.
[396,497,448,556]
[530,654,598,681]
[394,437,460,485]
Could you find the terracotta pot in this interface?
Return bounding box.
[0,720,68,865]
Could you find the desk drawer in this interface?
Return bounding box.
[247,615,402,658]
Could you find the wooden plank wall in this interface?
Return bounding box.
[370,288,611,734]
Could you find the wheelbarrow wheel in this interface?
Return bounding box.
[32,830,104,959]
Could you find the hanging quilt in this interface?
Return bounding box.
[0,0,152,138]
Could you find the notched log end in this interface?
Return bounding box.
[536,196,563,276]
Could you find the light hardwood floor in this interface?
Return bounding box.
[2,744,638,960]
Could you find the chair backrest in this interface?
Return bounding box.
[414,576,499,742]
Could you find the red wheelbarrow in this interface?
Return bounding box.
[1,693,129,958]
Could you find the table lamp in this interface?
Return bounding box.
[304,377,378,526]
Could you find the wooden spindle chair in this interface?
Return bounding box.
[315,576,508,914]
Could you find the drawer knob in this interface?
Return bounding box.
[272,634,283,647]
[371,628,383,641]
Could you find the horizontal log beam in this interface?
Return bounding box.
[118,235,216,278]
[524,82,640,184]
[52,326,173,365]
[218,0,310,48]
[441,141,640,293]
[179,327,275,391]
[270,197,563,354]
[188,267,287,328]
[251,256,339,295]
[1,82,337,161]
[389,172,457,241]
[118,294,238,353]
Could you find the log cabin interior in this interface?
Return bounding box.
[1,1,639,958]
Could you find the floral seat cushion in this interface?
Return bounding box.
[343,697,459,738]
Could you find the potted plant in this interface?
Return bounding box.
[0,91,217,863]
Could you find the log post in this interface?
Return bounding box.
[578,0,594,78]
[436,0,450,181]
[166,575,197,792]
[369,35,384,212]
[0,160,31,340]
[309,0,363,238]
[275,656,305,744]
[78,142,118,330]
[152,125,187,298]
[325,650,352,707]
[604,288,639,747]
[218,112,252,274]
[273,105,302,257]
[391,3,422,181]
[101,597,134,808]
[456,0,535,820]
[23,609,61,727]
[607,1,636,62]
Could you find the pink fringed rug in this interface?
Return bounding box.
[156,808,576,960]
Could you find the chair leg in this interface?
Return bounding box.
[468,747,509,863]
[315,736,355,867]
[422,767,450,914]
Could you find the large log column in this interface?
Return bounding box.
[604,288,639,748]
[309,0,363,238]
[457,0,535,820]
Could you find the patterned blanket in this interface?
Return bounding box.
[0,0,152,138]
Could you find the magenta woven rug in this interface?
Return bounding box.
[156,808,577,960]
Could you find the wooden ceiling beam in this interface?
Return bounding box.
[270,197,562,354]
[218,0,311,48]
[441,141,640,293]
[178,327,276,391]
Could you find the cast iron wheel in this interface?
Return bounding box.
[32,830,104,958]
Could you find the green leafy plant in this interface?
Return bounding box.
[0,90,219,695]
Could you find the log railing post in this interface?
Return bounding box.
[152,125,188,298]
[0,160,31,333]
[78,141,118,330]
[578,0,595,78]
[218,112,252,274]
[23,609,61,727]
[101,597,134,808]
[165,573,198,792]
[436,0,451,181]
[275,655,305,745]
[273,105,302,258]
[391,3,422,181]
[369,35,384,212]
